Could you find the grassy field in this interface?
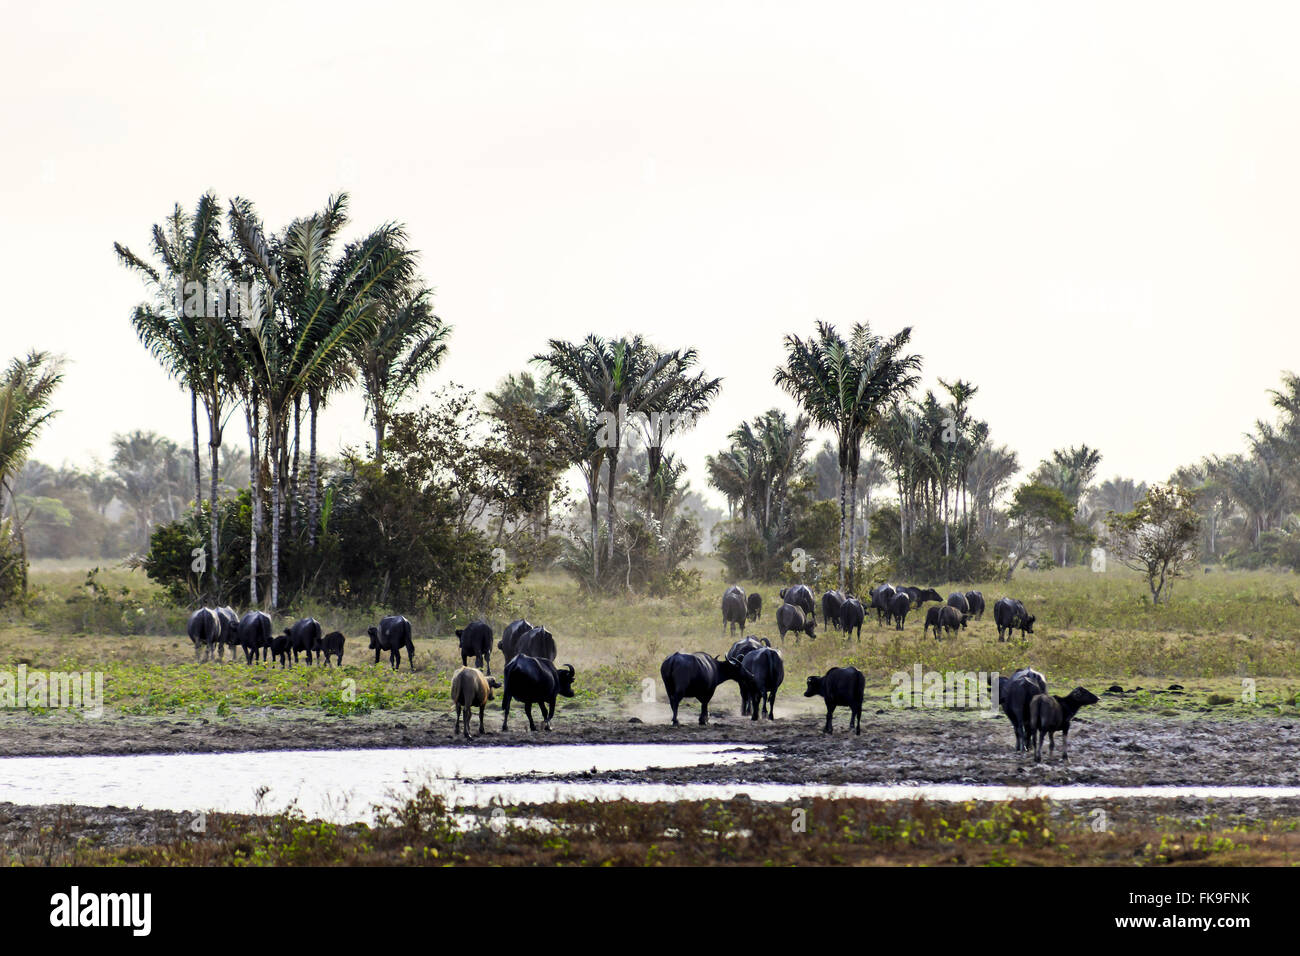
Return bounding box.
[1,560,1298,720]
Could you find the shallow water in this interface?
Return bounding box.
[3,745,1300,824]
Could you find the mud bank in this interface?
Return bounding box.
[0,707,1294,788]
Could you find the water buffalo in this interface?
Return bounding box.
[659,652,748,726]
[368,615,415,670]
[722,586,748,635]
[938,604,966,637]
[451,666,500,738]
[947,592,970,616]
[993,598,1035,641]
[869,584,897,625]
[725,636,771,715]
[725,635,771,665]
[746,593,762,621]
[888,592,912,630]
[287,617,323,665]
[319,631,345,667]
[991,667,1047,752]
[237,610,272,664]
[516,625,556,661]
[498,618,533,662]
[821,590,846,630]
[187,608,221,662]
[742,646,784,720]
[923,604,943,639]
[216,606,239,661]
[500,655,575,732]
[1029,686,1100,762]
[778,584,816,622]
[456,621,494,673]
[804,666,865,734]
[270,633,292,667]
[839,597,865,640]
[901,586,943,607]
[776,603,816,641]
[965,591,986,620]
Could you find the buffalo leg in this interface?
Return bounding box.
[669,696,681,726]
[501,694,512,731]
[824,704,834,734]
[852,706,861,734]
[478,705,486,736]
[524,702,536,732]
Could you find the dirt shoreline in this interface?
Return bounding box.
[1,707,1295,788]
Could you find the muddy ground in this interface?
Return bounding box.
[0,702,1295,788]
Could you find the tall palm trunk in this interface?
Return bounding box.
[605,443,620,566]
[245,400,259,605]
[208,431,220,599]
[268,410,282,610]
[308,390,319,548]
[837,461,849,590]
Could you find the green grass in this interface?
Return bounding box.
[1,560,1299,719]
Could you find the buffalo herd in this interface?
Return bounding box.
[178,580,1089,759]
[723,583,1034,644]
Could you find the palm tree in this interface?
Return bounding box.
[535,335,721,580]
[116,193,233,598]
[0,352,65,592]
[775,321,921,591]
[228,193,415,608]
[353,285,450,468]
[0,351,64,511]
[965,443,1020,534]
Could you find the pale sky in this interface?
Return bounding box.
[5,1,1300,507]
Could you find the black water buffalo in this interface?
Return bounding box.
[888,592,912,630]
[722,586,748,635]
[1029,686,1100,762]
[742,646,784,721]
[776,603,816,641]
[725,635,770,666]
[287,617,323,665]
[187,608,221,662]
[237,610,272,664]
[368,615,415,670]
[516,625,557,661]
[746,593,762,621]
[500,655,575,732]
[456,621,494,673]
[947,592,970,616]
[938,604,966,637]
[498,618,532,662]
[965,591,986,620]
[804,666,865,734]
[993,598,1035,641]
[659,652,748,726]
[270,633,292,667]
[216,606,239,661]
[923,604,943,639]
[821,590,846,630]
[901,586,943,606]
[778,584,816,622]
[451,666,500,738]
[991,667,1047,752]
[725,636,771,716]
[869,584,897,625]
[839,597,865,640]
[319,631,345,667]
